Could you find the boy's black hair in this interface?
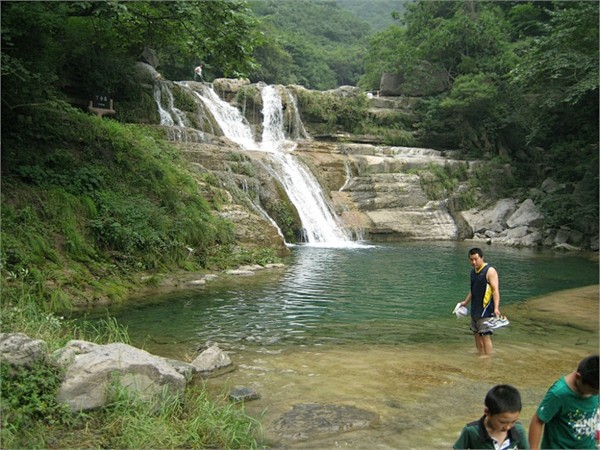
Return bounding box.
[577,355,599,390]
[485,384,522,415]
[468,248,483,257]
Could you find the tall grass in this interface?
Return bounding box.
[0,99,269,449]
[0,106,248,310]
[95,383,261,449]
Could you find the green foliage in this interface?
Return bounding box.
[334,0,407,31]
[0,106,243,308]
[382,128,417,147]
[358,0,597,236]
[296,89,368,133]
[418,162,470,201]
[1,1,261,116]
[90,382,260,449]
[536,140,599,235]
[471,156,519,199]
[0,288,260,449]
[249,0,370,88]
[510,2,599,110]
[1,361,73,448]
[1,269,69,343]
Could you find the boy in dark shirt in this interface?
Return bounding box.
[454,384,529,449]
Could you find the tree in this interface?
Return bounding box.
[510,1,599,142]
[509,1,599,235]
[1,1,261,112]
[249,0,370,89]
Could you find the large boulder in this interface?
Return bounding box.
[141,46,159,68]
[462,199,517,233]
[134,61,162,84]
[0,332,47,367]
[212,78,251,95]
[506,199,544,228]
[462,198,549,247]
[57,342,186,411]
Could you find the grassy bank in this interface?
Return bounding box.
[1,285,261,448]
[1,103,273,448]
[1,103,278,310]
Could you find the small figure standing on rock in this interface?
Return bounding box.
[194,64,203,81]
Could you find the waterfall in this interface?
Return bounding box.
[339,160,352,192]
[194,84,354,247]
[153,82,187,127]
[259,85,353,246]
[285,90,309,140]
[193,86,256,150]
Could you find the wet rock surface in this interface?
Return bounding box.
[272,403,379,441]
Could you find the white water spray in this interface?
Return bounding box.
[193,87,256,150]
[195,84,354,246]
[153,82,187,127]
[259,86,353,246]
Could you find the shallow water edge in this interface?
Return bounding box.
[205,285,599,449]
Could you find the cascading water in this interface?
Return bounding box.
[152,78,355,246]
[193,83,354,247]
[154,82,187,127]
[153,82,206,143]
[259,85,353,245]
[285,90,309,140]
[193,86,256,150]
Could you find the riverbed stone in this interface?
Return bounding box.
[57,342,185,411]
[273,403,380,441]
[0,332,48,367]
[191,345,233,376]
[229,386,261,403]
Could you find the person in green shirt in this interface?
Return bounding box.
[529,354,599,449]
[454,384,530,449]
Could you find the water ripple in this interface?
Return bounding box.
[97,242,598,352]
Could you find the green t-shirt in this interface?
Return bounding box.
[453,416,530,449]
[537,376,599,449]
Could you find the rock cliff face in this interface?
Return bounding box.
[160,112,463,244]
[138,69,595,250]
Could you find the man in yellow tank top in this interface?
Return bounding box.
[457,248,501,356]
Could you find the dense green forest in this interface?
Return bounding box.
[0,1,598,447]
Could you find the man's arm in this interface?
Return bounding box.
[486,267,500,316]
[461,292,472,307]
[528,412,544,449]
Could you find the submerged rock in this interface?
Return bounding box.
[273,403,379,441]
[229,386,261,403]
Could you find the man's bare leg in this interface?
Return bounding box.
[475,334,493,356]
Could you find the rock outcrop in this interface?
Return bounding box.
[55,342,186,411]
[140,77,596,251]
[1,332,238,412]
